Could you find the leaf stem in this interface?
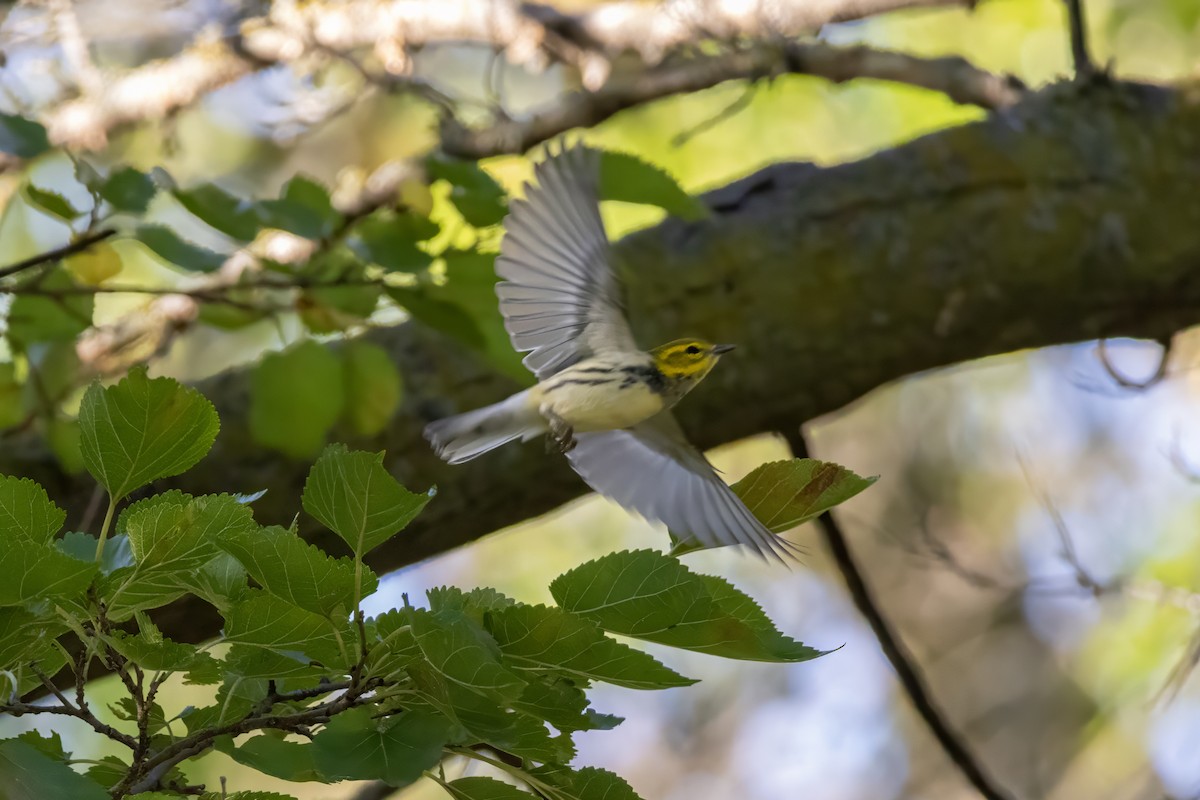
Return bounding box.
[94,494,117,562]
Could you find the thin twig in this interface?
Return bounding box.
[1062,0,1094,79]
[0,229,117,280]
[785,430,1014,800]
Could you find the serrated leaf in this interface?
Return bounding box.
[512,676,622,733]
[174,182,261,242]
[0,543,96,606]
[487,604,695,690]
[340,340,402,437]
[0,608,64,671]
[0,475,65,545]
[427,156,507,227]
[733,459,876,532]
[249,341,344,459]
[302,444,431,556]
[257,175,339,239]
[25,185,80,221]
[0,740,108,800]
[427,586,515,624]
[0,113,49,158]
[6,269,94,343]
[551,550,821,663]
[102,493,254,618]
[215,734,322,783]
[135,225,227,272]
[366,609,420,681]
[409,608,524,700]
[443,777,537,800]
[98,167,156,213]
[79,367,219,500]
[106,629,220,674]
[223,592,349,669]
[83,755,128,789]
[310,706,450,786]
[13,731,65,762]
[108,697,167,735]
[215,524,371,618]
[408,662,568,763]
[349,211,437,272]
[599,151,707,221]
[530,765,644,800]
[175,551,248,611]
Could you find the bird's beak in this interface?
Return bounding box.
[711,343,736,355]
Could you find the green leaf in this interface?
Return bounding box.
[341,340,403,437]
[0,363,21,430]
[6,269,94,343]
[0,608,64,671]
[257,175,339,239]
[108,697,167,735]
[435,250,529,383]
[0,739,108,800]
[215,524,372,618]
[487,604,695,690]
[530,765,644,800]
[386,286,486,350]
[298,260,380,334]
[366,609,421,681]
[216,734,322,783]
[733,459,877,532]
[174,182,261,242]
[13,731,65,762]
[427,156,507,227]
[57,531,133,573]
[0,113,49,159]
[442,777,537,800]
[78,367,219,500]
[599,151,706,221]
[106,628,219,674]
[427,586,514,624]
[134,225,227,272]
[310,707,450,786]
[46,417,85,475]
[302,444,431,557]
[409,608,524,701]
[99,167,156,214]
[24,185,80,221]
[175,551,248,611]
[249,341,344,459]
[0,475,65,545]
[102,493,254,617]
[223,591,350,669]
[550,550,822,663]
[0,544,96,606]
[83,755,128,789]
[408,662,568,763]
[512,676,622,733]
[349,211,437,272]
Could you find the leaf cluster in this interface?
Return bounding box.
[0,369,866,799]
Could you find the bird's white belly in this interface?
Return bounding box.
[531,366,665,432]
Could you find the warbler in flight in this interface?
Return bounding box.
[424,146,797,561]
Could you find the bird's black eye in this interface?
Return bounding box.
[685,345,700,355]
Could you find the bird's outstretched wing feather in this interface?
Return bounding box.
[495,145,639,379]
[567,413,800,562]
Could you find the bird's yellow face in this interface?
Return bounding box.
[650,338,736,382]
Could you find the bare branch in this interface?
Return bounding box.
[787,430,1014,800]
[0,228,116,280]
[1061,0,1095,80]
[443,42,1022,158]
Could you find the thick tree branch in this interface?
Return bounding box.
[8,81,1200,653]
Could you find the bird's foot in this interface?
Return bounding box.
[545,412,576,454]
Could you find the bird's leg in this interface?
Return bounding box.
[544,410,576,454]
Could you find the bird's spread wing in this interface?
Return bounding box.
[495,145,639,379]
[567,413,799,562]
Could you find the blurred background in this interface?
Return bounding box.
[2,0,1200,798]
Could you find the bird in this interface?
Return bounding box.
[423,145,798,562]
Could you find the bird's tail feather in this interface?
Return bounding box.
[424,391,545,464]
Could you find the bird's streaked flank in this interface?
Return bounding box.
[424,146,798,561]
